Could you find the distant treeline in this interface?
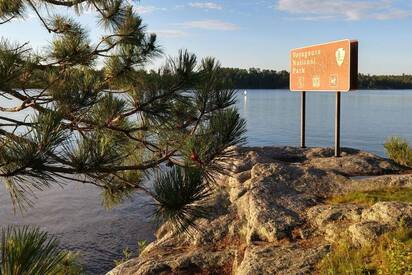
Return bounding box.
[220,68,412,90]
[220,68,289,89]
[25,67,412,90]
[358,74,412,89]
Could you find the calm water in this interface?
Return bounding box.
[238,90,412,155]
[1,89,412,274]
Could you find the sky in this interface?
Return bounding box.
[1,0,412,74]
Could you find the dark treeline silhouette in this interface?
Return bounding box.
[220,68,290,89]
[219,68,412,89]
[358,74,412,89]
[26,68,412,90]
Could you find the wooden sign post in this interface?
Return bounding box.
[290,39,358,157]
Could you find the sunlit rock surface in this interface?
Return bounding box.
[108,146,412,275]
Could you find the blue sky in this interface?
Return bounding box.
[1,0,412,74]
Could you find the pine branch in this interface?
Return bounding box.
[27,0,58,33]
[151,166,212,234]
[0,15,15,24]
[41,0,88,7]
[0,0,246,232]
[0,226,75,274]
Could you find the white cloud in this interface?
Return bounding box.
[23,12,37,21]
[134,5,166,14]
[180,20,239,30]
[152,30,187,38]
[277,0,411,21]
[124,1,167,14]
[134,5,161,14]
[189,2,223,10]
[372,8,410,20]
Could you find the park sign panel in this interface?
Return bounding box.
[289,39,359,157]
[290,39,358,92]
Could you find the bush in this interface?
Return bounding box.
[114,240,149,266]
[56,252,83,275]
[384,137,412,167]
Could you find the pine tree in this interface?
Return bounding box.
[0,226,82,274]
[0,0,246,232]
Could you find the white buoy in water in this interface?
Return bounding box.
[243,90,247,96]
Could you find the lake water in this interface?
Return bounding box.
[239,90,412,155]
[1,89,412,274]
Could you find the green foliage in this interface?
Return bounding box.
[55,252,83,275]
[0,39,30,90]
[183,108,246,181]
[0,226,82,275]
[318,240,373,274]
[324,188,412,273]
[317,225,412,274]
[113,247,132,266]
[48,67,102,113]
[50,16,93,65]
[137,240,148,254]
[152,166,211,233]
[114,240,148,266]
[382,238,412,274]
[32,111,67,154]
[328,187,412,206]
[0,111,68,211]
[384,136,412,167]
[100,180,135,209]
[0,0,246,234]
[358,73,412,89]
[89,94,128,126]
[219,67,289,89]
[65,131,126,172]
[0,0,24,20]
[0,2,248,274]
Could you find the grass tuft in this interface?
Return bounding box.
[384,136,412,167]
[317,225,412,274]
[327,187,412,206]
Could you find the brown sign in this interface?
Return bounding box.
[290,39,358,92]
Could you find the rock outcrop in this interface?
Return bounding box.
[108,147,412,275]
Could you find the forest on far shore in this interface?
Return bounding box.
[219,67,412,90]
[24,67,412,90]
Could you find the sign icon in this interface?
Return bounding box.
[312,75,320,87]
[335,48,345,67]
[297,77,304,88]
[329,75,337,86]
